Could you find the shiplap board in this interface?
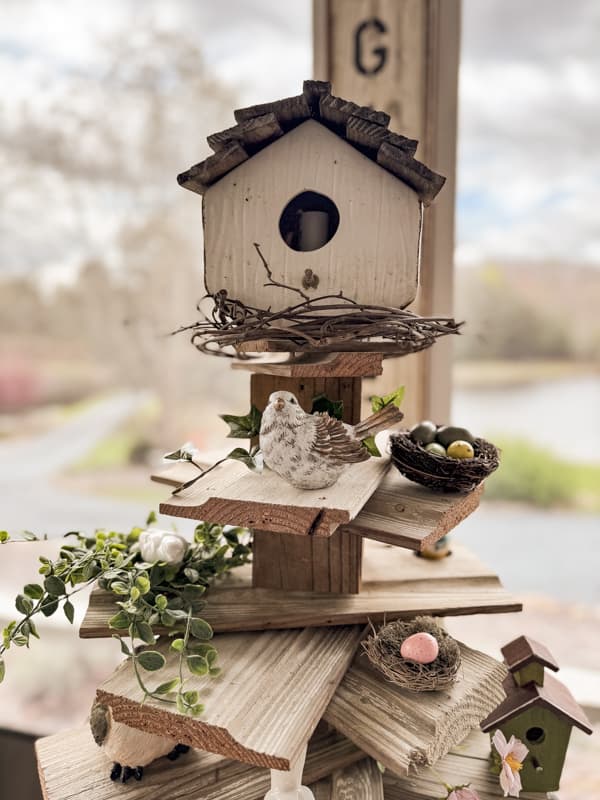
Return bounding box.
[96,626,363,770]
[35,724,364,800]
[80,541,521,638]
[324,642,508,776]
[157,457,390,537]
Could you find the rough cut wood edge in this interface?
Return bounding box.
[177,142,248,195]
[158,457,390,538]
[231,352,384,378]
[325,642,508,777]
[207,112,284,153]
[35,724,365,800]
[96,626,364,771]
[382,730,554,800]
[80,542,522,638]
[345,470,484,552]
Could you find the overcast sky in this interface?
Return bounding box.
[1,0,599,279]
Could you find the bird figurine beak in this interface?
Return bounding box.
[274,397,285,411]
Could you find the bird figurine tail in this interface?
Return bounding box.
[353,403,403,440]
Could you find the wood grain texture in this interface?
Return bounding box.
[158,456,390,538]
[35,724,364,800]
[313,0,460,425]
[324,642,508,776]
[345,469,483,551]
[203,120,421,311]
[80,542,522,638]
[382,730,553,800]
[250,373,365,592]
[231,352,383,378]
[96,626,363,770]
[315,758,384,800]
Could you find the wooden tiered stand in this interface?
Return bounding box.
[34,350,562,800]
[33,77,557,797]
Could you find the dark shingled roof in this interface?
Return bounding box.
[481,672,593,735]
[177,80,446,205]
[502,635,560,674]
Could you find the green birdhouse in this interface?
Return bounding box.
[481,635,593,793]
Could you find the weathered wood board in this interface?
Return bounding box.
[345,469,483,551]
[80,542,521,638]
[315,758,384,800]
[96,626,363,770]
[157,457,390,537]
[35,724,364,800]
[153,461,483,553]
[383,730,554,799]
[324,642,508,776]
[231,351,384,378]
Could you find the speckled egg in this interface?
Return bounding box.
[400,632,439,664]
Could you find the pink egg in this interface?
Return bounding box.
[400,632,439,664]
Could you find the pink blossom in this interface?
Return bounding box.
[492,730,529,797]
[447,786,481,800]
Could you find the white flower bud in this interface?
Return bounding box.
[139,529,188,566]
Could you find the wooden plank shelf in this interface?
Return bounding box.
[230,351,384,378]
[156,457,391,538]
[383,730,556,799]
[324,642,508,777]
[80,542,522,638]
[95,626,363,771]
[35,724,364,800]
[153,461,483,553]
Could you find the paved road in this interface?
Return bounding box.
[0,392,154,536]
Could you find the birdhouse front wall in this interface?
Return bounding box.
[202,120,421,312]
[494,708,571,793]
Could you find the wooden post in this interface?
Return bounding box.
[250,371,364,594]
[313,0,460,425]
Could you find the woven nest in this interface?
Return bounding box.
[363,616,461,692]
[390,431,500,493]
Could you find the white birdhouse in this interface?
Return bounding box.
[178,81,445,313]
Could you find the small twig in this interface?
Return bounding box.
[253,242,310,302]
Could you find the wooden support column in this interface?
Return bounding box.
[250,372,364,593]
[313,0,461,425]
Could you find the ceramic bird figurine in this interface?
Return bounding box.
[259,391,403,489]
[90,702,190,783]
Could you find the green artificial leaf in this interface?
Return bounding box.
[0,657,5,683]
[154,678,180,695]
[190,703,205,716]
[41,597,58,617]
[370,386,405,413]
[116,636,132,657]
[183,690,199,706]
[108,610,130,630]
[0,531,9,543]
[63,600,75,625]
[146,511,157,526]
[43,575,66,597]
[135,622,156,645]
[176,694,186,714]
[15,594,33,615]
[155,594,168,611]
[184,567,200,583]
[110,581,130,596]
[129,586,140,602]
[171,638,185,653]
[190,618,213,641]
[182,584,206,601]
[137,650,166,672]
[220,406,262,439]
[21,531,39,542]
[187,642,215,656]
[311,394,344,420]
[362,436,382,458]
[135,575,151,595]
[205,649,218,667]
[209,667,221,678]
[187,655,208,676]
[27,619,39,639]
[227,447,262,472]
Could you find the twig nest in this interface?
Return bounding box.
[363,616,461,692]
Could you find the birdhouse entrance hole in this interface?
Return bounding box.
[526,726,546,744]
[279,191,340,252]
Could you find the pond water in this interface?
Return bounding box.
[453,375,600,463]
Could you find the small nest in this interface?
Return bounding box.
[390,431,500,493]
[363,616,461,692]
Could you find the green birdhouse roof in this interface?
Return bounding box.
[481,671,593,735]
[501,635,560,674]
